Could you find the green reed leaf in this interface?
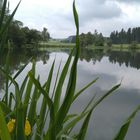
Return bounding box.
[114,104,140,140]
[16,102,26,140]
[23,61,35,118]
[77,110,92,140]
[0,101,11,116]
[0,0,21,36]
[54,48,74,114]
[0,0,7,31]
[55,1,80,135]
[28,76,39,127]
[56,111,89,139]
[72,78,98,102]
[0,106,11,140]
[35,60,55,140]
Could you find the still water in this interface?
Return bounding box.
[1,48,140,140]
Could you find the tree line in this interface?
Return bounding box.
[79,30,104,47]
[0,6,50,48]
[110,27,140,44]
[8,20,50,48]
[63,30,105,47]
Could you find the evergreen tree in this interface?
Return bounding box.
[110,27,140,44]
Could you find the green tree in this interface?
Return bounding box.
[26,29,41,44]
[8,21,26,47]
[94,32,104,46]
[42,27,50,42]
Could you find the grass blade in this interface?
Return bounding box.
[19,75,28,99]
[55,1,80,134]
[92,84,121,110]
[0,0,7,30]
[77,110,92,140]
[35,60,55,140]
[0,106,11,140]
[114,104,140,140]
[0,0,21,36]
[28,72,55,139]
[53,48,74,114]
[0,66,20,104]
[56,111,89,139]
[23,61,35,118]
[28,76,39,127]
[16,103,26,140]
[9,57,32,87]
[0,101,11,116]
[9,92,15,108]
[72,78,98,102]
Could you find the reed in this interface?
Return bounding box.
[0,0,140,140]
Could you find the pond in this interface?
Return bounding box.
[0,48,140,140]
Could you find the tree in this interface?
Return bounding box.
[94,33,104,46]
[8,21,26,47]
[42,27,50,42]
[127,28,131,44]
[110,27,140,45]
[79,30,105,47]
[79,33,86,47]
[26,29,42,44]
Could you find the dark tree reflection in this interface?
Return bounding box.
[0,48,50,91]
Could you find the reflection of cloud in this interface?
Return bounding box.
[77,53,140,91]
[71,84,140,140]
[2,49,140,140]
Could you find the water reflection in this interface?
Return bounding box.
[0,48,140,140]
[0,49,50,91]
[79,48,140,69]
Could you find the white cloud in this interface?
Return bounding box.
[9,0,140,38]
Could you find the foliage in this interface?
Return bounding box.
[0,0,20,50]
[106,38,112,47]
[110,27,140,45]
[0,0,119,139]
[0,1,50,48]
[42,27,50,42]
[79,30,104,47]
[8,22,50,48]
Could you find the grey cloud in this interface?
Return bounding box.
[78,0,122,22]
[54,0,123,29]
[80,4,121,19]
[117,0,140,3]
[10,0,140,38]
[70,0,123,29]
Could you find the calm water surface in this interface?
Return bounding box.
[1,48,140,140]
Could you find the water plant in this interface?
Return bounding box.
[0,0,140,140]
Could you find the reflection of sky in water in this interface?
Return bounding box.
[69,53,140,140]
[1,49,140,140]
[78,56,140,90]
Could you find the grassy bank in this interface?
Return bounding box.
[87,43,140,52]
[40,42,140,51]
[40,40,75,48]
[112,44,140,49]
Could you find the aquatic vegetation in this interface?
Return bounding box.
[0,0,140,140]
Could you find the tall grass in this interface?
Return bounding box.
[0,0,140,140]
[0,0,20,51]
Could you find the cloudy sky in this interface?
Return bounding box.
[9,0,140,38]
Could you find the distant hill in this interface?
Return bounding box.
[61,35,76,43]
